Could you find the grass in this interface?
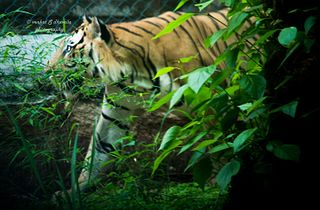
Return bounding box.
[63,182,223,210]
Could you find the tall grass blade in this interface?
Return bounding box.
[3,103,46,194]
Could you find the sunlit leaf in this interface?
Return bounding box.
[153,13,194,40]
[153,67,175,80]
[148,92,174,112]
[170,84,189,108]
[174,0,189,11]
[188,65,216,93]
[195,0,214,11]
[159,126,181,151]
[204,29,227,48]
[179,131,207,154]
[227,11,249,36]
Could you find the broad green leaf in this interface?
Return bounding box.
[174,0,189,11]
[304,16,316,35]
[233,128,257,153]
[216,159,241,193]
[188,65,216,93]
[227,12,249,36]
[152,140,182,176]
[153,13,194,40]
[148,92,174,112]
[170,84,189,108]
[192,139,217,151]
[278,27,297,47]
[179,131,207,154]
[208,142,233,154]
[153,66,175,80]
[273,144,300,161]
[193,157,213,190]
[271,101,298,118]
[204,29,227,48]
[239,74,266,99]
[159,126,181,150]
[195,0,214,11]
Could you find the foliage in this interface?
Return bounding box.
[150,0,317,196]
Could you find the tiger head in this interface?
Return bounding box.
[46,16,128,99]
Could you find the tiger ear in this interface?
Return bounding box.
[91,16,101,38]
[83,15,92,25]
[91,17,112,44]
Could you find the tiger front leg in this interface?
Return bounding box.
[77,90,139,191]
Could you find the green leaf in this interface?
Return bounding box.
[216,159,241,193]
[153,13,194,40]
[256,29,278,46]
[233,128,257,153]
[271,101,298,118]
[304,16,316,35]
[170,84,189,108]
[239,74,266,99]
[273,144,300,161]
[204,29,227,48]
[188,65,216,93]
[185,148,205,171]
[149,92,174,112]
[193,157,213,190]
[152,140,182,176]
[13,83,28,92]
[278,27,298,47]
[238,102,253,111]
[179,55,196,63]
[159,126,181,150]
[192,139,217,151]
[174,0,189,11]
[153,66,175,80]
[179,131,207,154]
[227,12,249,36]
[40,107,56,116]
[208,142,233,154]
[195,0,214,12]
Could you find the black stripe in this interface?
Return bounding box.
[190,16,206,41]
[179,24,206,66]
[101,112,129,130]
[130,42,146,57]
[89,43,94,60]
[133,25,156,36]
[157,17,170,23]
[143,20,163,29]
[105,95,130,111]
[114,26,143,37]
[96,133,115,153]
[112,32,154,87]
[146,49,160,92]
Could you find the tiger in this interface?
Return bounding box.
[46,8,254,193]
